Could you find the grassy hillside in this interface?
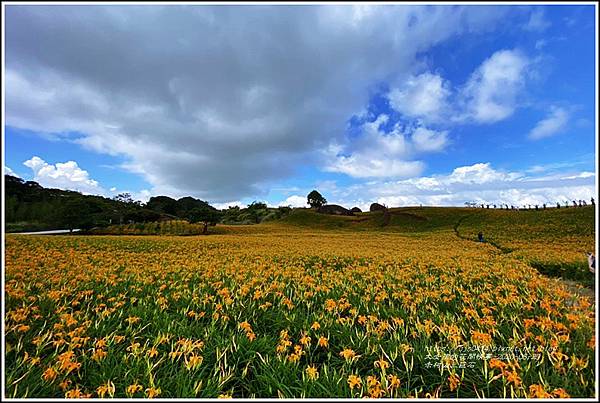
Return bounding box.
[457,206,596,286]
[279,205,594,237]
[277,205,596,286]
[277,207,464,232]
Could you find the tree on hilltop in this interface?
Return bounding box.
[113,192,135,204]
[307,190,326,209]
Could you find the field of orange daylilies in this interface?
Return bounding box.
[4,228,596,398]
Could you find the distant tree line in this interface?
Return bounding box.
[4,175,293,233]
[5,175,174,231]
[221,202,292,225]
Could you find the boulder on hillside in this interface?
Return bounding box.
[350,207,362,213]
[317,204,354,216]
[369,202,387,212]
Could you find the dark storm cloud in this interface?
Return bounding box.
[5,4,508,201]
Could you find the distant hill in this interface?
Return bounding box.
[5,174,130,232]
[279,206,459,231]
[277,205,595,285]
[3,175,292,232]
[3,175,214,232]
[279,204,595,234]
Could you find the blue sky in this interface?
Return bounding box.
[4,4,596,209]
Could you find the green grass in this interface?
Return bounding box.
[279,207,471,232]
[280,205,594,236]
[279,206,596,287]
[528,261,594,288]
[457,205,595,240]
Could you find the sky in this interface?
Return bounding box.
[3,3,597,210]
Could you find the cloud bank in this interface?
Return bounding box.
[22,156,104,195]
[6,5,510,201]
[528,107,569,140]
[283,162,596,210]
[324,114,449,179]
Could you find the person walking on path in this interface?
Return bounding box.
[587,252,595,274]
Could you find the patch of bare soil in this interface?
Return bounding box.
[561,278,595,303]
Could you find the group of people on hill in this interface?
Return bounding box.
[467,197,595,210]
[554,198,595,209]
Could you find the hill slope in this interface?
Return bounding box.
[277,206,596,286]
[279,205,594,235]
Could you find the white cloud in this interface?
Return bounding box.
[387,73,450,121]
[277,195,308,208]
[407,177,444,191]
[387,49,533,128]
[211,201,245,210]
[324,115,432,179]
[4,166,19,177]
[314,180,339,194]
[447,163,522,184]
[458,49,529,123]
[523,9,551,32]
[525,157,592,174]
[359,115,411,157]
[528,107,569,140]
[306,162,595,209]
[133,189,153,204]
[561,171,594,180]
[5,5,510,202]
[411,127,449,152]
[327,155,425,179]
[22,156,104,195]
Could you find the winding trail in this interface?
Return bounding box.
[453,214,513,253]
[453,214,594,298]
[452,214,472,242]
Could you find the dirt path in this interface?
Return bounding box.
[7,228,81,235]
[561,279,595,300]
[453,215,595,297]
